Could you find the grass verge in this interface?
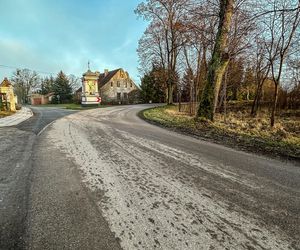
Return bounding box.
[0,110,16,118]
[35,103,111,110]
[139,105,300,162]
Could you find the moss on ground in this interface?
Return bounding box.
[141,105,300,161]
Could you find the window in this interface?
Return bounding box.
[125,81,128,88]
[124,93,128,99]
[117,92,121,100]
[117,81,120,87]
[130,81,133,88]
[111,82,113,87]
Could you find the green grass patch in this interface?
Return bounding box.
[36,103,111,110]
[141,105,300,161]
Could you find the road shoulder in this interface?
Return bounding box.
[0,107,33,127]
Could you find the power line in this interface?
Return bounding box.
[0,64,56,75]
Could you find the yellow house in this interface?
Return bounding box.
[0,78,16,112]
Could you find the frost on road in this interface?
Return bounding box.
[48,108,294,250]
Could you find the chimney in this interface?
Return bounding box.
[104,69,109,76]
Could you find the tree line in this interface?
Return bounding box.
[136,0,300,126]
[10,69,80,104]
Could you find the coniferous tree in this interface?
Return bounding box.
[140,74,155,103]
[41,76,55,95]
[52,71,73,103]
[140,67,166,103]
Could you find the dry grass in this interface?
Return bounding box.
[142,105,300,160]
[0,110,15,118]
[213,110,300,147]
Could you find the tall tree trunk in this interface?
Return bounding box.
[167,81,174,104]
[255,83,263,113]
[218,86,226,111]
[251,83,259,116]
[167,48,177,105]
[251,81,263,117]
[270,82,278,127]
[223,68,228,123]
[196,47,207,102]
[190,82,193,115]
[252,65,270,117]
[195,49,202,102]
[218,65,229,112]
[197,0,234,121]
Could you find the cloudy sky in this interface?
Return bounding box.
[0,0,147,84]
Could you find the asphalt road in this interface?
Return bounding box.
[0,105,299,249]
[0,106,77,249]
[16,106,78,135]
[25,105,300,250]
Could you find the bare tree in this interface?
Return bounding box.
[10,69,40,104]
[136,0,190,104]
[197,0,235,121]
[286,57,300,109]
[68,74,81,92]
[218,3,256,112]
[262,0,300,126]
[251,38,271,116]
[181,1,218,104]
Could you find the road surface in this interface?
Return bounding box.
[0,106,77,249]
[0,105,299,249]
[27,105,299,249]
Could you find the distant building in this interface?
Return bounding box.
[77,68,139,105]
[30,92,55,105]
[0,78,17,111]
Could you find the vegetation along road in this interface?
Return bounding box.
[3,104,296,250]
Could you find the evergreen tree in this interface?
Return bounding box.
[140,73,155,103]
[52,71,73,103]
[41,76,55,95]
[140,67,166,103]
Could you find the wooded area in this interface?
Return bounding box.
[137,0,300,126]
[10,69,80,104]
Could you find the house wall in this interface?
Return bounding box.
[41,96,50,105]
[0,86,16,111]
[31,97,42,105]
[101,70,138,104]
[30,94,52,105]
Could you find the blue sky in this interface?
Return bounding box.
[0,0,147,84]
